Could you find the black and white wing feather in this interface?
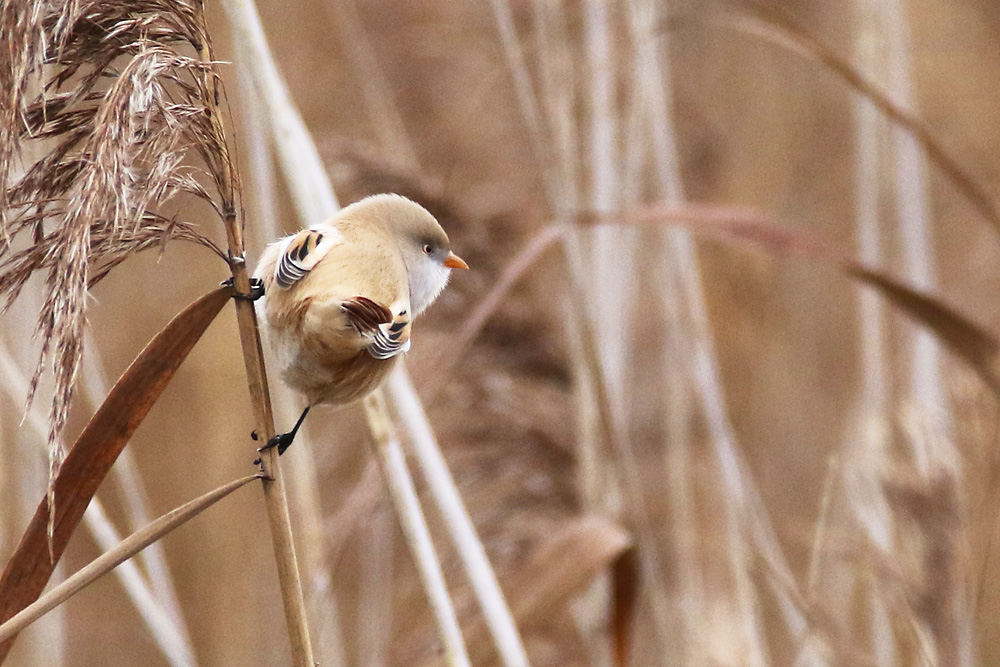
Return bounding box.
[274,228,339,288]
[341,296,412,360]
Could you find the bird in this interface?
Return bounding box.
[252,193,468,455]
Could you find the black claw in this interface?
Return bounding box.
[258,431,295,455]
[258,406,311,457]
[250,430,259,441]
[248,277,265,300]
[222,276,265,301]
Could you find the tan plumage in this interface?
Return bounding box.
[254,194,466,416]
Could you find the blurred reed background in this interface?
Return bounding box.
[3,0,1000,665]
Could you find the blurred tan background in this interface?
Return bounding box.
[3,0,1000,665]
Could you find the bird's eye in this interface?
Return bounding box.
[422,244,433,255]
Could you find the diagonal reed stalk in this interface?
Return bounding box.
[0,473,261,645]
[0,342,197,667]
[363,390,471,667]
[387,367,528,667]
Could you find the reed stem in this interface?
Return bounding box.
[363,389,472,667]
[196,4,315,663]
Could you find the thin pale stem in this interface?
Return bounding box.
[851,5,895,661]
[388,367,529,667]
[357,507,395,667]
[884,0,953,466]
[363,389,471,667]
[0,475,260,645]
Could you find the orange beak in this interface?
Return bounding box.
[444,252,469,270]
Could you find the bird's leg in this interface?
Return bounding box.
[259,406,311,456]
[221,276,265,301]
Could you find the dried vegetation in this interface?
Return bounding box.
[3,0,1000,666]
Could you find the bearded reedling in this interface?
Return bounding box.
[251,194,468,454]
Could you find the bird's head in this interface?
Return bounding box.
[360,194,468,315]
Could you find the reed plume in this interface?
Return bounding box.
[0,0,229,534]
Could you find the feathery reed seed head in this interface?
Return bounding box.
[0,0,233,515]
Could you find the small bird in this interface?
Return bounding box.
[253,193,468,454]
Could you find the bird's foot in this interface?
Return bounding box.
[257,431,296,456]
[221,277,265,301]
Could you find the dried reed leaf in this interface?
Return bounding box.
[611,547,639,667]
[0,473,261,646]
[0,0,232,523]
[585,204,1000,396]
[0,286,231,661]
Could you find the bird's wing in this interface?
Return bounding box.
[273,227,341,288]
[341,296,412,360]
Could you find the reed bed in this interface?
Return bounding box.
[2,0,1000,665]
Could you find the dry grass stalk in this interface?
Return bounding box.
[0,473,261,645]
[237,43,351,667]
[363,389,472,667]
[221,216,317,667]
[388,368,529,667]
[357,508,395,667]
[882,0,956,479]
